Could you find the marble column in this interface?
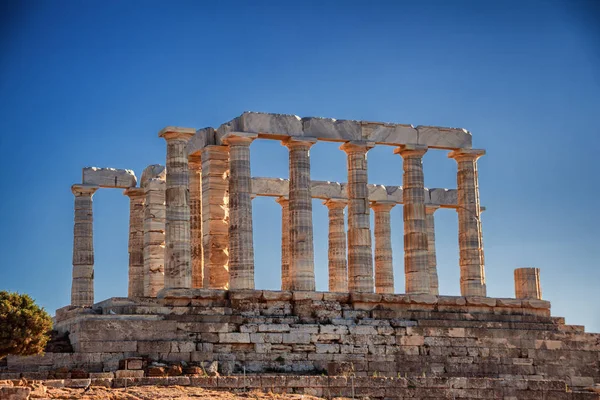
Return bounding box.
[201,145,230,289]
[341,141,375,293]
[223,133,257,290]
[143,178,166,297]
[371,201,395,294]
[159,127,196,290]
[71,184,99,307]
[189,154,203,288]
[425,205,440,296]
[395,144,431,294]
[276,196,291,291]
[448,149,486,297]
[514,268,542,300]
[324,199,348,293]
[283,137,317,291]
[124,187,145,298]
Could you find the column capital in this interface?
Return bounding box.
[340,140,375,154]
[188,154,202,170]
[448,148,485,161]
[221,132,258,146]
[425,204,441,214]
[71,184,99,197]
[323,198,347,209]
[370,201,396,212]
[123,187,145,199]
[275,196,289,205]
[158,126,196,141]
[394,144,427,158]
[282,136,317,149]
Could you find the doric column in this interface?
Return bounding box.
[371,201,395,294]
[124,187,145,298]
[222,133,257,290]
[201,145,230,289]
[71,184,99,307]
[395,144,431,294]
[324,199,348,293]
[159,127,196,290]
[275,196,291,291]
[189,154,203,288]
[514,268,542,299]
[143,178,166,297]
[448,149,486,297]
[283,137,317,291]
[341,141,375,293]
[425,205,440,296]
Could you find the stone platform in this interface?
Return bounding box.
[6,290,598,394]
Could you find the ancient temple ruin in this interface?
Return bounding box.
[5,112,599,398]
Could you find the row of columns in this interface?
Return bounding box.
[70,131,487,306]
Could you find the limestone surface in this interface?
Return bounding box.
[82,167,137,188]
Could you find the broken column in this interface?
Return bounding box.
[341,141,375,293]
[324,199,348,293]
[371,201,395,294]
[425,204,440,296]
[159,127,196,290]
[201,145,230,289]
[284,137,317,291]
[71,184,98,307]
[143,177,166,297]
[514,268,542,299]
[276,196,291,291]
[189,154,203,288]
[448,149,486,297]
[223,133,257,290]
[395,144,431,294]
[124,187,145,298]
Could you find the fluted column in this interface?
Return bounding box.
[276,196,291,291]
[341,141,375,293]
[395,144,431,294]
[143,178,166,297]
[189,154,203,288]
[514,268,542,299]
[223,133,257,290]
[283,137,317,291]
[201,145,230,289]
[371,201,395,294]
[425,205,440,296]
[71,184,99,307]
[448,149,486,297]
[124,187,145,298]
[324,199,348,293]
[159,127,196,290]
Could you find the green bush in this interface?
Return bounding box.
[0,291,53,359]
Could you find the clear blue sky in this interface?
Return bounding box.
[1,1,598,332]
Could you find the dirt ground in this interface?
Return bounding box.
[35,386,327,400]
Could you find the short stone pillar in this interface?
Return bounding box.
[124,187,145,298]
[514,268,542,299]
[275,196,291,291]
[223,133,257,290]
[341,141,375,293]
[425,205,440,296]
[71,184,99,307]
[159,127,196,290]
[143,178,166,297]
[371,201,396,294]
[201,145,230,289]
[189,154,203,288]
[395,144,431,294]
[283,137,317,291]
[448,149,486,297]
[324,199,348,293]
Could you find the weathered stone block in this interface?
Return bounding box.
[83,167,136,188]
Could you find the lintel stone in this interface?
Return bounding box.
[82,167,137,189]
